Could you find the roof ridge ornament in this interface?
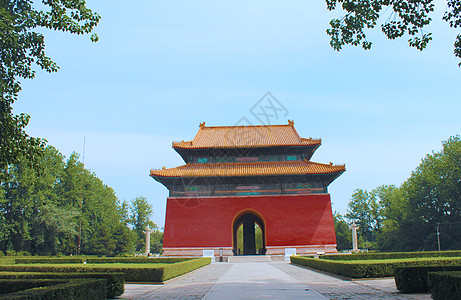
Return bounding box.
[288,119,294,126]
[199,122,206,128]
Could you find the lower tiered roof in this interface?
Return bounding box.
[150,160,345,178]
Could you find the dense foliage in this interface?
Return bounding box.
[335,135,461,252]
[326,0,461,66]
[0,0,100,176]
[0,145,162,256]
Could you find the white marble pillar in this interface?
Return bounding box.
[144,227,153,256]
[349,222,359,253]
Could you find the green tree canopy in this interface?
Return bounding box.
[0,145,137,256]
[326,0,461,66]
[346,135,461,252]
[333,212,352,251]
[128,196,155,252]
[0,0,100,174]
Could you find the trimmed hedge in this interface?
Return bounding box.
[15,258,84,264]
[320,250,461,261]
[428,271,461,300]
[162,257,211,281]
[85,257,194,264]
[291,256,461,278]
[0,279,61,294]
[0,257,211,282]
[0,272,124,298]
[0,278,106,300]
[394,265,461,293]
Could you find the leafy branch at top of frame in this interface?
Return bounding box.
[324,0,461,65]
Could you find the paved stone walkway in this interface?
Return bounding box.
[118,262,432,299]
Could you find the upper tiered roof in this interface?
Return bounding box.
[172,120,321,149]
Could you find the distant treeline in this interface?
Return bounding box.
[335,135,461,252]
[0,146,162,256]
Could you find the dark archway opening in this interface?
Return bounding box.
[233,213,266,255]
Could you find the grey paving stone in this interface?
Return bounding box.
[271,262,431,300]
[118,261,432,299]
[133,263,231,299]
[203,262,326,299]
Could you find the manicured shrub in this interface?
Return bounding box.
[0,272,124,298]
[428,271,461,300]
[320,250,461,261]
[291,256,461,278]
[394,265,461,293]
[15,258,84,264]
[0,278,107,300]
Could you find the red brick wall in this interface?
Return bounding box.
[163,194,336,249]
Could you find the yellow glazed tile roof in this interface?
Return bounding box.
[150,161,345,178]
[172,121,321,149]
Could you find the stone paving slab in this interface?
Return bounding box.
[203,262,325,299]
[117,261,432,299]
[127,263,231,299]
[271,263,431,300]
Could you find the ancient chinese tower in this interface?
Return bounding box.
[150,121,345,257]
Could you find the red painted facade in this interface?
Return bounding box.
[163,193,337,255]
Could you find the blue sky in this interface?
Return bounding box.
[14,1,461,227]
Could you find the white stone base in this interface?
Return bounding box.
[162,245,337,257]
[266,244,338,256]
[162,247,234,257]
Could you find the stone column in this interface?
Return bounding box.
[144,227,153,256]
[349,222,359,253]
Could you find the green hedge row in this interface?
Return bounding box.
[15,257,195,264]
[428,271,461,300]
[15,258,84,264]
[0,279,60,294]
[162,257,211,281]
[0,257,211,282]
[290,256,461,278]
[319,250,461,261]
[85,257,194,264]
[394,265,461,293]
[0,272,124,298]
[0,278,107,300]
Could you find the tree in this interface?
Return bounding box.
[326,0,461,66]
[150,229,164,254]
[346,136,461,252]
[346,188,381,248]
[0,145,136,256]
[373,185,408,251]
[0,0,100,173]
[401,135,461,250]
[333,212,352,251]
[128,196,154,252]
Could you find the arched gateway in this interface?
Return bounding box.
[150,121,345,258]
[232,210,266,255]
